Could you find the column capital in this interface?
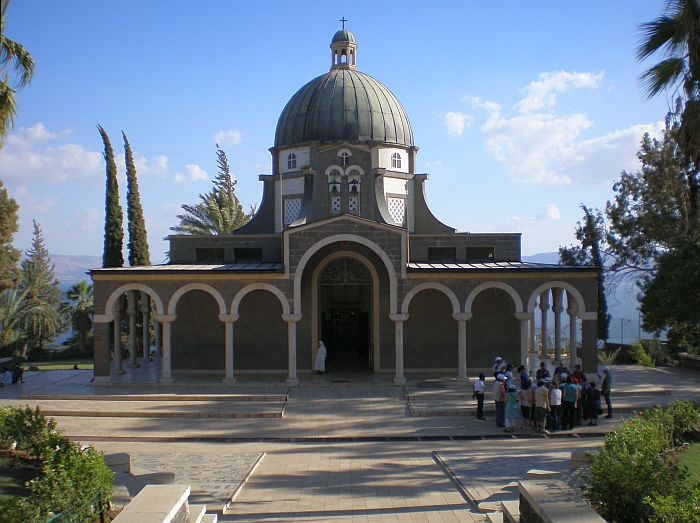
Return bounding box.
[282,313,302,323]
[580,312,597,321]
[93,314,114,324]
[390,313,409,322]
[566,306,579,316]
[452,312,472,321]
[156,314,177,323]
[551,305,564,314]
[514,312,532,321]
[219,314,239,323]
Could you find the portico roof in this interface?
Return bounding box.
[407,261,598,273]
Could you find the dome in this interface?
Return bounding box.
[274,31,413,149]
[331,29,355,43]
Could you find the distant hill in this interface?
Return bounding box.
[51,254,101,287]
[522,252,560,265]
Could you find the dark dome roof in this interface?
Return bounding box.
[331,29,355,43]
[274,68,414,148]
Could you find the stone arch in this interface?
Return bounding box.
[231,283,290,316]
[292,233,399,315]
[102,283,165,318]
[465,281,523,316]
[526,281,588,316]
[167,283,227,316]
[310,250,381,370]
[401,282,460,315]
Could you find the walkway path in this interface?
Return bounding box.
[0,363,697,521]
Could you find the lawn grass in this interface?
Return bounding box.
[27,360,93,371]
[679,442,700,487]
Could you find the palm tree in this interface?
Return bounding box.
[171,145,255,235]
[0,288,30,350]
[637,0,700,234]
[66,280,93,353]
[0,15,35,148]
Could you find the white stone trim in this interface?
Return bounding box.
[464,281,524,316]
[401,282,460,315]
[526,281,588,316]
[103,283,165,317]
[167,283,227,316]
[231,282,291,316]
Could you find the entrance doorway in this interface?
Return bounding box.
[319,258,372,372]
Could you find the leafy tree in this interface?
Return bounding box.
[560,205,610,341]
[0,180,20,291]
[66,280,93,353]
[171,144,255,235]
[123,131,150,266]
[0,288,30,350]
[18,221,65,355]
[637,0,700,232]
[0,14,35,148]
[98,125,124,268]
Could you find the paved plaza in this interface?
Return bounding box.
[0,361,698,521]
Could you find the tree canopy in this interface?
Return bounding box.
[99,125,124,268]
[124,131,150,266]
[0,180,20,291]
[171,145,255,235]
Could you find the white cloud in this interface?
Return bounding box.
[213,129,243,148]
[459,70,657,185]
[0,124,102,184]
[424,160,445,170]
[535,203,561,222]
[174,164,208,183]
[443,111,473,137]
[514,71,604,114]
[135,155,169,178]
[12,186,60,214]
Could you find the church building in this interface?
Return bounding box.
[91,29,600,385]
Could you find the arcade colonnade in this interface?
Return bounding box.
[92,277,597,386]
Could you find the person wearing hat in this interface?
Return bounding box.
[601,366,613,418]
[504,383,521,432]
[493,373,506,427]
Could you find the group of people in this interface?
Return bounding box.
[0,364,24,385]
[472,356,613,434]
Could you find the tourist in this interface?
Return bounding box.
[572,364,586,384]
[548,380,562,432]
[561,376,579,430]
[503,363,515,389]
[601,366,613,418]
[535,361,550,382]
[314,340,327,374]
[11,364,24,384]
[519,377,533,430]
[472,373,486,420]
[586,381,602,426]
[533,379,550,434]
[493,373,506,427]
[504,383,521,433]
[518,365,529,390]
[492,356,506,377]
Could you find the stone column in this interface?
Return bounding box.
[453,313,471,382]
[219,314,238,384]
[515,312,531,365]
[155,321,162,356]
[390,313,409,385]
[552,287,564,364]
[539,290,550,358]
[157,314,176,384]
[92,316,112,384]
[127,291,137,367]
[566,291,579,366]
[529,316,536,354]
[580,314,598,374]
[282,313,302,386]
[141,293,150,360]
[113,305,124,374]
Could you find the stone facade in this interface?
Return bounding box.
[91,29,599,385]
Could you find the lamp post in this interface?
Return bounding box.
[620,318,631,346]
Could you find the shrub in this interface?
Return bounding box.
[597,347,620,365]
[0,406,114,520]
[644,485,700,522]
[588,401,700,522]
[629,342,655,367]
[0,405,58,458]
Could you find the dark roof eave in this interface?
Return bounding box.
[406,262,599,273]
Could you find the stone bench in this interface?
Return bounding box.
[105,452,131,473]
[518,479,605,523]
[112,484,217,522]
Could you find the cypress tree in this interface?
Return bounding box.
[98,125,123,268]
[123,131,150,266]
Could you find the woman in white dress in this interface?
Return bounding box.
[314,340,327,374]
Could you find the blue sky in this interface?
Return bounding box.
[1,1,673,264]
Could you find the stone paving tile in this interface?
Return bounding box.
[128,451,263,511]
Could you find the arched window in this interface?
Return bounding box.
[328,171,342,213]
[391,152,401,169]
[348,173,361,213]
[287,153,297,170]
